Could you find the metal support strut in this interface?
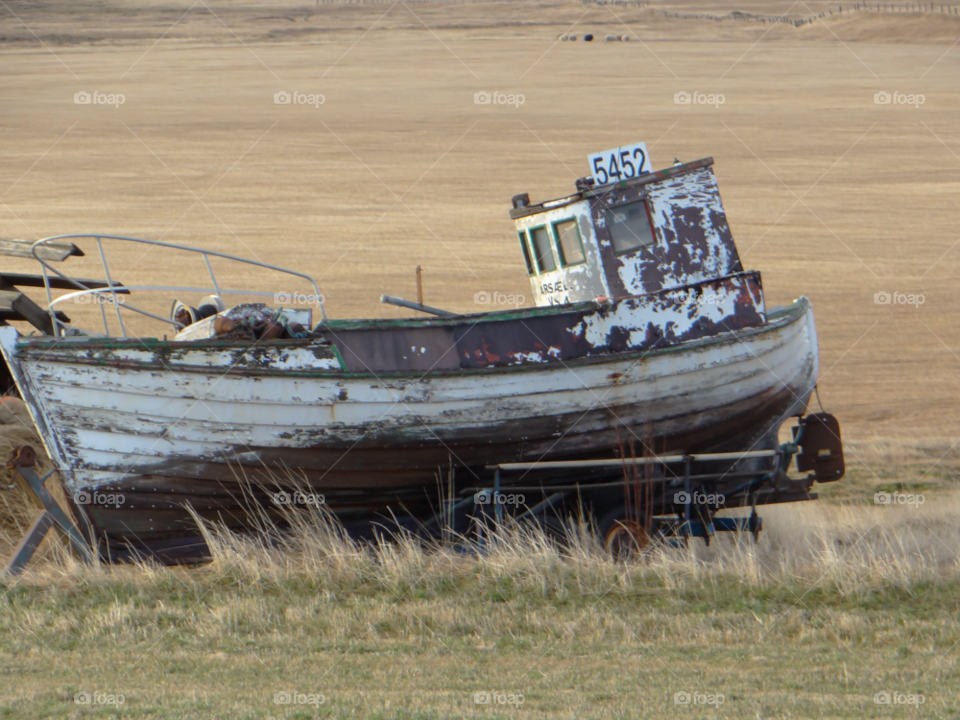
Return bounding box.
[2,445,94,577]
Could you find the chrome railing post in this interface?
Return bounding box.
[95,236,126,337]
[312,279,327,321]
[202,254,221,300]
[39,264,59,336]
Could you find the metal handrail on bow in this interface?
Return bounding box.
[31,234,325,337]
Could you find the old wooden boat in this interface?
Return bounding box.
[0,154,844,564]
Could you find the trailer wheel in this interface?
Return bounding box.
[603,519,648,562]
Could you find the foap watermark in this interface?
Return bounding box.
[666,289,723,307]
[474,91,525,108]
[874,90,925,108]
[874,491,925,508]
[674,690,725,707]
[273,491,325,507]
[874,290,924,308]
[73,293,125,306]
[474,491,525,506]
[74,490,125,508]
[273,691,325,707]
[674,490,725,506]
[473,690,525,707]
[274,91,325,107]
[474,290,524,307]
[275,291,324,307]
[674,90,725,107]
[75,691,125,706]
[874,690,925,706]
[74,91,125,108]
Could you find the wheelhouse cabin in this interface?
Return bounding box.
[510,157,748,308]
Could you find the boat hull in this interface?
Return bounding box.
[0,297,818,560]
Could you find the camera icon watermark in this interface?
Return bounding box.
[674,490,725,506]
[874,690,925,706]
[474,491,525,506]
[674,690,724,706]
[873,491,924,508]
[473,690,525,706]
[474,91,525,108]
[274,90,324,107]
[874,90,924,107]
[674,90,724,107]
[272,491,325,507]
[666,289,723,307]
[73,490,125,508]
[474,290,524,307]
[273,690,325,706]
[74,90,125,107]
[275,291,324,307]
[874,290,924,307]
[74,292,125,306]
[74,691,125,706]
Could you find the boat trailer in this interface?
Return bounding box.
[467,412,844,555]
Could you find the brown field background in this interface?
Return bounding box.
[3,5,960,717]
[1,0,959,450]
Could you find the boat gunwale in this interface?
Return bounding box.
[13,297,811,381]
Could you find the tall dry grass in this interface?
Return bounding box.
[149,489,960,601]
[4,442,958,599]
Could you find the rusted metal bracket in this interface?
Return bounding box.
[2,445,94,577]
[794,412,845,483]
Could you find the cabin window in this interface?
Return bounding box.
[606,200,656,254]
[529,226,557,273]
[518,232,536,276]
[553,219,585,267]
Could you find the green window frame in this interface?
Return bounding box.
[552,218,586,268]
[528,225,557,274]
[518,232,536,276]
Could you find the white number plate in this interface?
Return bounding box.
[587,143,651,187]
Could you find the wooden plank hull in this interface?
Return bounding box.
[0,296,818,561]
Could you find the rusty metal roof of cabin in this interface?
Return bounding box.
[509,157,715,219]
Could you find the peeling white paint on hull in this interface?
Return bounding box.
[0,299,818,501]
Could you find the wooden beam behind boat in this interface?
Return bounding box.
[0,238,84,262]
[0,272,128,292]
[0,271,119,335]
[0,289,69,334]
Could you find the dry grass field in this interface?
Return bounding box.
[4,496,960,719]
[2,1,960,717]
